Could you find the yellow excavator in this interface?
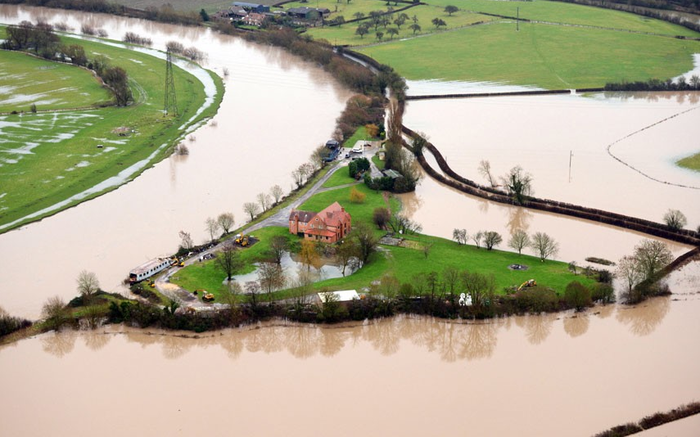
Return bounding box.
[235,233,249,247]
[518,279,537,291]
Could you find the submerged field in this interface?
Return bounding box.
[0,50,112,112]
[0,33,223,232]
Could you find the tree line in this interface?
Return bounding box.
[2,21,133,106]
[605,75,700,91]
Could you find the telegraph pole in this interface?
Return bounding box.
[568,150,573,182]
[164,48,178,116]
[516,7,520,32]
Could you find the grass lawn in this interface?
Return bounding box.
[0,50,112,112]
[342,125,376,148]
[170,226,291,296]
[322,168,360,188]
[300,183,399,226]
[677,152,700,172]
[359,22,700,88]
[0,32,223,232]
[313,232,595,294]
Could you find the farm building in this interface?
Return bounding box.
[231,2,269,13]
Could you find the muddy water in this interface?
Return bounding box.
[403,93,700,226]
[0,5,352,318]
[1,285,699,436]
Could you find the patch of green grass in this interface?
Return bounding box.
[677,152,700,172]
[171,227,290,297]
[299,183,396,226]
[0,51,112,112]
[0,33,224,232]
[359,22,700,88]
[322,168,358,188]
[371,153,385,170]
[342,125,374,148]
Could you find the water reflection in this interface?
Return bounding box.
[23,299,678,362]
[41,329,77,358]
[616,297,670,336]
[563,313,589,338]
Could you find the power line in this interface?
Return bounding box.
[164,48,178,116]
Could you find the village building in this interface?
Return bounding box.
[243,12,266,26]
[231,1,269,13]
[288,201,351,243]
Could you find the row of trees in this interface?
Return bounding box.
[2,21,133,106]
[452,228,560,261]
[605,75,700,91]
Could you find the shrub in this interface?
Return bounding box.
[591,283,615,304]
[564,281,592,311]
[0,306,32,337]
[513,287,559,313]
[349,187,366,203]
[663,209,687,230]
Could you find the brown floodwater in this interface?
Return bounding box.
[0,5,352,318]
[1,284,698,436]
[402,93,700,225]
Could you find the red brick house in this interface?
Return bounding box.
[288,202,351,243]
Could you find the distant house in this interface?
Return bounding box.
[289,201,351,243]
[232,2,269,13]
[243,12,266,26]
[228,5,248,18]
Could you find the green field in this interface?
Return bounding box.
[171,185,593,301]
[677,152,700,172]
[0,34,223,232]
[0,51,112,112]
[359,21,700,88]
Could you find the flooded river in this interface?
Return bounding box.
[1,5,699,435]
[0,5,352,318]
[1,264,698,436]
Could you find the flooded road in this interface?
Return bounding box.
[1,284,698,436]
[0,5,352,318]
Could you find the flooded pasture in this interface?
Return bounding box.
[0,5,351,318]
[0,5,699,434]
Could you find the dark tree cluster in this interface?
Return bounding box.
[605,76,700,91]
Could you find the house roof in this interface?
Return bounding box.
[232,2,263,8]
[317,201,350,228]
[289,210,316,223]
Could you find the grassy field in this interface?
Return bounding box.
[171,184,593,301]
[0,33,223,232]
[358,22,700,88]
[0,51,112,112]
[677,152,700,171]
[322,168,360,188]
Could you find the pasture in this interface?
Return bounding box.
[0,50,112,112]
[0,32,223,232]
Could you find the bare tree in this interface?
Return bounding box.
[205,217,220,243]
[452,228,468,245]
[299,163,314,184]
[310,144,330,169]
[422,242,433,259]
[179,230,194,251]
[508,229,530,254]
[460,270,496,309]
[531,232,559,262]
[501,166,533,205]
[351,222,379,266]
[478,160,496,187]
[472,230,484,249]
[76,270,100,302]
[483,231,502,250]
[216,243,243,281]
[270,185,284,205]
[217,212,235,235]
[291,168,304,189]
[243,202,260,222]
[616,255,643,294]
[633,239,673,281]
[336,239,360,276]
[42,295,68,329]
[220,280,242,321]
[299,240,322,271]
[245,281,261,309]
[258,262,286,301]
[269,235,288,265]
[663,209,687,230]
[388,213,422,235]
[257,192,272,212]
